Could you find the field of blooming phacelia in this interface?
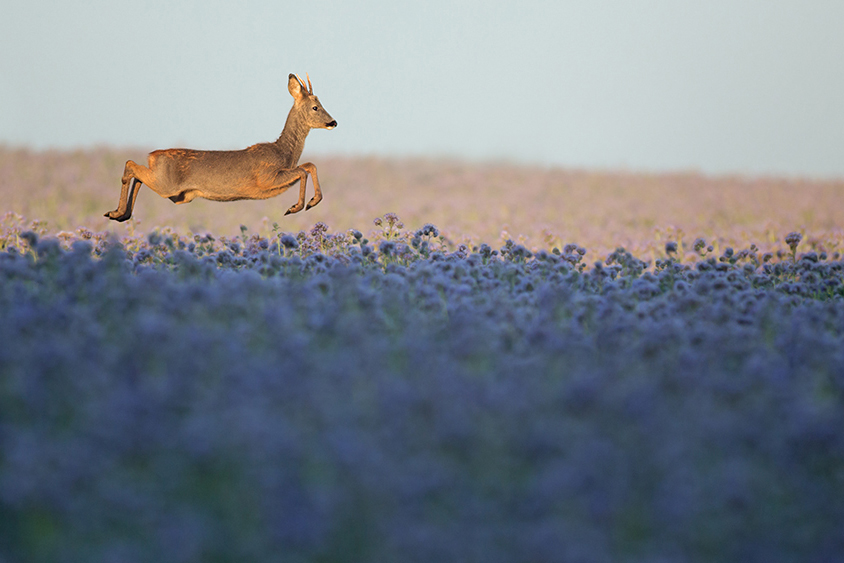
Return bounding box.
[1,148,844,562]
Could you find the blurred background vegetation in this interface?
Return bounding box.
[2,146,843,260]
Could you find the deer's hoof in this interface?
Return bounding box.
[105,210,130,222]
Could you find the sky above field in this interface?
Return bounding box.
[2,0,843,178]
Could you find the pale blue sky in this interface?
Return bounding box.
[2,0,843,178]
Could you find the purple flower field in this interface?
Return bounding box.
[1,148,844,562]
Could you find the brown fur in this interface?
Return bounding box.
[105,74,336,222]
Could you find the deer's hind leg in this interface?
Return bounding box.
[105,160,147,221]
[105,159,169,222]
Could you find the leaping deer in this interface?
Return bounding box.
[105,73,337,222]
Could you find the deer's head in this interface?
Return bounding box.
[288,73,337,130]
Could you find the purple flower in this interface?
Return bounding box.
[280,234,298,249]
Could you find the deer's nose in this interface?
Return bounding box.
[326,120,337,129]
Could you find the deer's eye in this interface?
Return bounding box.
[312,106,318,111]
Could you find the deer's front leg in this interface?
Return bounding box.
[298,162,323,210]
[283,168,311,215]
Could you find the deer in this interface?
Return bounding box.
[105,73,337,222]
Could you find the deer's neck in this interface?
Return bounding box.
[275,109,310,167]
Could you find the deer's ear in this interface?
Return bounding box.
[288,74,306,99]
